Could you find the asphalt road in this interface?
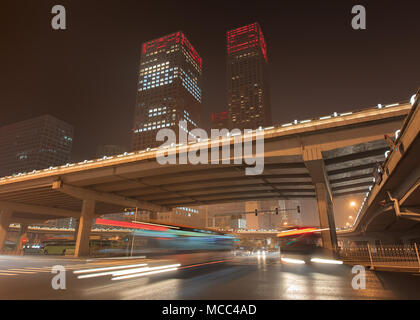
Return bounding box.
[1,252,420,300]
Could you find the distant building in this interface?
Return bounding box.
[277,199,303,227]
[155,207,204,228]
[46,217,77,229]
[211,111,229,130]
[96,145,127,158]
[226,22,272,130]
[206,202,245,229]
[131,31,203,151]
[0,115,74,177]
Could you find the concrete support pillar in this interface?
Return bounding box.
[303,147,337,252]
[74,199,95,257]
[0,209,13,253]
[315,183,337,251]
[16,223,29,255]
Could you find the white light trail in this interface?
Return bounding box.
[112,267,179,281]
[281,257,305,264]
[74,264,148,279]
[112,264,181,277]
[310,258,343,265]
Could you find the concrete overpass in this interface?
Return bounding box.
[0,101,412,256]
[339,91,420,241]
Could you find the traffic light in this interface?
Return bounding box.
[297,206,301,213]
[255,209,258,216]
[275,208,279,215]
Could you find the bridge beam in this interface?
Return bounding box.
[52,181,167,212]
[74,199,95,257]
[0,209,13,253]
[303,147,338,251]
[0,200,80,218]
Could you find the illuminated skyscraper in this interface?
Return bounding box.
[226,22,272,130]
[131,32,202,151]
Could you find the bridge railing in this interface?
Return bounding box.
[339,243,420,271]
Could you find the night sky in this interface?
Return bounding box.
[1,0,419,161]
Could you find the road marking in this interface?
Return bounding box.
[0,259,159,277]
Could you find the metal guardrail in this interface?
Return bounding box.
[339,243,420,271]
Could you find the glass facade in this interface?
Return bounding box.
[0,115,74,177]
[227,22,272,130]
[131,31,202,151]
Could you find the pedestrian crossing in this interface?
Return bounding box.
[0,258,151,278]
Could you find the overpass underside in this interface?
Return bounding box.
[340,94,420,241]
[0,103,411,256]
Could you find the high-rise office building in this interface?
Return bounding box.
[226,22,272,130]
[131,31,202,151]
[0,115,74,177]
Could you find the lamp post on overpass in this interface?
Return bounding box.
[124,207,138,257]
[348,201,358,228]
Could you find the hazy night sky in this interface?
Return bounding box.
[1,0,419,161]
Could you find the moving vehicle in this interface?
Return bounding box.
[23,239,122,256]
[278,229,342,266]
[23,240,75,255]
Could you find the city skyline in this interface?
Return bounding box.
[0,1,420,303]
[1,1,419,161]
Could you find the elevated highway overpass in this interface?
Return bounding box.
[0,101,412,256]
[339,91,420,242]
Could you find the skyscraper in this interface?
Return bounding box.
[226,22,272,130]
[131,32,202,151]
[0,115,74,177]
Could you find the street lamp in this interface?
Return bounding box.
[124,207,138,257]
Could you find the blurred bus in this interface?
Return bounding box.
[23,239,120,256]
